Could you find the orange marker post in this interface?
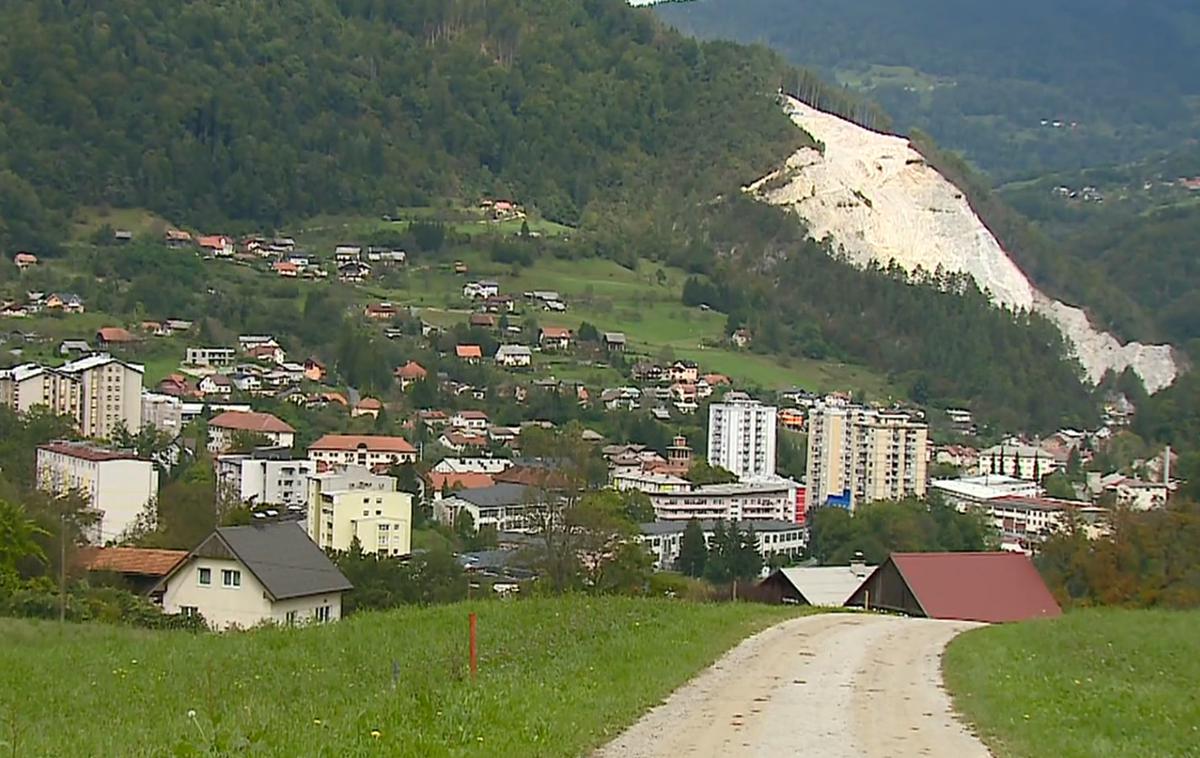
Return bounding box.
[468,612,478,679]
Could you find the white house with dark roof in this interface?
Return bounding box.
[434,483,535,532]
[157,522,352,630]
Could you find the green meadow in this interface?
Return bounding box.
[0,597,800,757]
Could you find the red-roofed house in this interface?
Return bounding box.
[844,552,1062,623]
[308,434,417,470]
[197,235,234,257]
[450,409,490,430]
[247,343,286,365]
[352,397,383,419]
[437,430,488,454]
[273,261,299,278]
[14,252,38,270]
[207,411,296,452]
[456,345,483,364]
[394,361,428,390]
[539,326,571,350]
[364,302,398,320]
[96,327,137,348]
[36,441,159,543]
[78,546,188,596]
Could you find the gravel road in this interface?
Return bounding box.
[595,613,991,758]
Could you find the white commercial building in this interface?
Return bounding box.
[806,400,928,510]
[639,479,799,522]
[307,435,417,471]
[141,391,184,435]
[306,466,413,556]
[216,449,316,509]
[36,441,159,543]
[638,519,806,572]
[707,393,777,479]
[978,442,1066,480]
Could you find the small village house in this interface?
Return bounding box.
[157,522,352,630]
[352,397,383,419]
[13,252,39,270]
[603,332,627,352]
[495,344,532,368]
[456,344,483,364]
[539,326,571,351]
[96,326,137,349]
[394,361,427,390]
[303,357,326,382]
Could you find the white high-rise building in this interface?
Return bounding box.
[707,393,777,479]
[806,400,929,510]
[0,354,144,440]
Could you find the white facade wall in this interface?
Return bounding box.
[217,456,315,508]
[707,398,777,479]
[308,447,416,469]
[160,557,343,631]
[36,449,158,543]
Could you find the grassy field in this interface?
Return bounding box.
[0,597,800,756]
[944,608,1200,758]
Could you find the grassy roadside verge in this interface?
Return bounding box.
[943,609,1200,758]
[0,597,803,756]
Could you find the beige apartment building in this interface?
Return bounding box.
[806,401,928,511]
[36,440,159,543]
[307,466,413,557]
[0,354,143,439]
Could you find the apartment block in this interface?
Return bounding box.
[0,354,144,439]
[306,466,413,556]
[706,392,777,479]
[806,400,928,510]
[216,448,316,509]
[36,440,159,543]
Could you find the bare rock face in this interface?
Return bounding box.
[748,97,1178,393]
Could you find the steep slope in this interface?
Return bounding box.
[747,98,1179,392]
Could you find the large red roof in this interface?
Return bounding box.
[78,547,187,577]
[209,410,295,434]
[889,552,1062,623]
[308,434,416,454]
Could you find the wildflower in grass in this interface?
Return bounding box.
[370,730,381,739]
[313,719,322,726]
[187,710,196,720]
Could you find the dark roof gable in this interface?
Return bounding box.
[169,523,352,601]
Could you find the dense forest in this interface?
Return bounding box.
[0,0,807,249]
[657,0,1200,180]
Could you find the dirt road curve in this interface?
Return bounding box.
[595,614,990,758]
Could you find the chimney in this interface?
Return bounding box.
[850,550,866,577]
[1163,446,1171,485]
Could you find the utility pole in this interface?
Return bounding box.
[59,512,67,623]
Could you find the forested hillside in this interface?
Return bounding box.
[0,0,1106,429]
[0,0,803,249]
[656,0,1200,180]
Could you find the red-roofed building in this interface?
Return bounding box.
[14,252,38,270]
[197,235,234,257]
[539,326,571,350]
[304,357,326,382]
[273,261,299,277]
[395,361,428,390]
[450,409,489,430]
[845,552,1062,623]
[207,411,296,452]
[78,547,187,596]
[364,302,398,320]
[308,434,417,470]
[96,326,137,348]
[36,441,159,544]
[456,344,483,363]
[427,471,495,493]
[352,397,383,419]
[247,343,286,364]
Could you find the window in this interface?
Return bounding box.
[181,606,199,617]
[315,605,331,623]
[285,610,298,626]
[221,569,242,588]
[197,567,211,586]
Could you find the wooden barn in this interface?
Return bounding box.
[844,552,1062,623]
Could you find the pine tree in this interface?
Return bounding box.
[677,519,707,578]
